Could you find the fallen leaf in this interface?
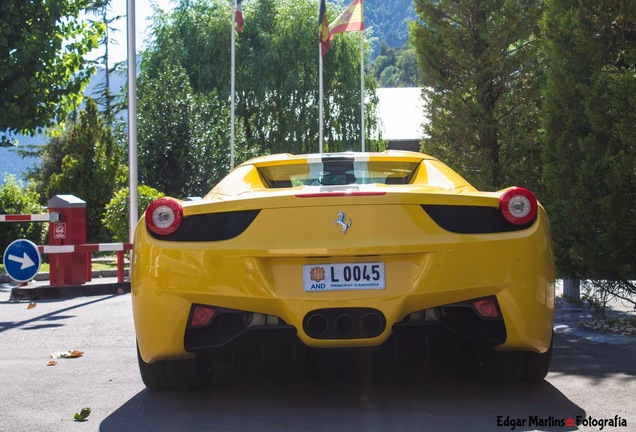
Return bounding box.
[47,360,57,366]
[25,302,37,309]
[50,350,84,359]
[67,350,83,358]
[74,407,91,422]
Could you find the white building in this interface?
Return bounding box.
[375,87,428,152]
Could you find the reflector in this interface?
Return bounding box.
[191,306,215,327]
[473,298,499,318]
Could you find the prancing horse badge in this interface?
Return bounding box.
[334,212,352,235]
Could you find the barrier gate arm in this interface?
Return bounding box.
[38,243,133,284]
[0,213,61,222]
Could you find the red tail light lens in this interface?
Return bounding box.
[190,306,215,327]
[145,198,183,236]
[499,187,537,226]
[473,298,499,318]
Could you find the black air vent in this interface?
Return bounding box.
[422,205,533,234]
[149,210,260,241]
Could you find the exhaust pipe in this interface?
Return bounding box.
[335,314,355,333]
[303,308,386,339]
[306,313,329,336]
[361,312,383,335]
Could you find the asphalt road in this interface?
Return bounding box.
[0,283,634,432]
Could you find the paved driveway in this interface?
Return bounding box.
[0,283,634,432]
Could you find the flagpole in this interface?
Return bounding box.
[360,30,365,152]
[319,42,324,153]
[126,0,138,242]
[230,0,236,168]
[323,0,364,152]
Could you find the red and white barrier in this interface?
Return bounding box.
[0,212,61,222]
[2,196,130,287]
[37,243,133,284]
[38,243,132,254]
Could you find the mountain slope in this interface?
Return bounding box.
[1,67,127,183]
[363,0,416,52]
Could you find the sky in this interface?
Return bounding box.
[102,0,176,64]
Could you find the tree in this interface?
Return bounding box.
[137,59,232,197]
[372,43,422,87]
[137,0,380,197]
[541,0,636,288]
[89,0,125,126]
[0,176,47,254]
[28,99,121,242]
[104,185,164,242]
[395,48,420,87]
[0,0,104,141]
[410,0,544,190]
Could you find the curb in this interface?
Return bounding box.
[0,273,49,284]
[0,269,128,284]
[9,281,131,301]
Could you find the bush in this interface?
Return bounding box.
[0,175,47,255]
[103,185,164,242]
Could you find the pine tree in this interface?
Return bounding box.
[411,0,543,190]
[35,99,121,242]
[541,0,636,280]
[89,0,125,127]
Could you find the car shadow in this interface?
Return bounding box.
[100,336,588,432]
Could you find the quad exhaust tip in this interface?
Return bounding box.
[303,308,386,339]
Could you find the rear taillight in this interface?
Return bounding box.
[473,298,500,318]
[190,305,215,327]
[499,187,537,226]
[145,198,183,236]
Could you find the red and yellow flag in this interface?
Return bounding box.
[319,0,330,56]
[328,0,364,39]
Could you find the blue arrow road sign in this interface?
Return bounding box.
[3,239,42,283]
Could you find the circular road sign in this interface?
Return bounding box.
[3,239,42,283]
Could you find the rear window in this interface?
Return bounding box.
[258,160,421,188]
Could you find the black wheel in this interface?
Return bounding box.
[137,345,214,390]
[478,336,553,382]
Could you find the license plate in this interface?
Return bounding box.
[303,262,386,291]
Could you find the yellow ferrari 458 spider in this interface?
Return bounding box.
[132,151,554,389]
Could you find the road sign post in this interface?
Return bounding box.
[3,239,42,283]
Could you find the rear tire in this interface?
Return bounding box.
[137,345,214,390]
[479,336,553,382]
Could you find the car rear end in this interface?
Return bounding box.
[132,152,555,385]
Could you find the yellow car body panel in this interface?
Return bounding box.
[132,151,555,365]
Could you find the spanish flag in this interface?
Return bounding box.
[319,0,330,56]
[329,0,364,39]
